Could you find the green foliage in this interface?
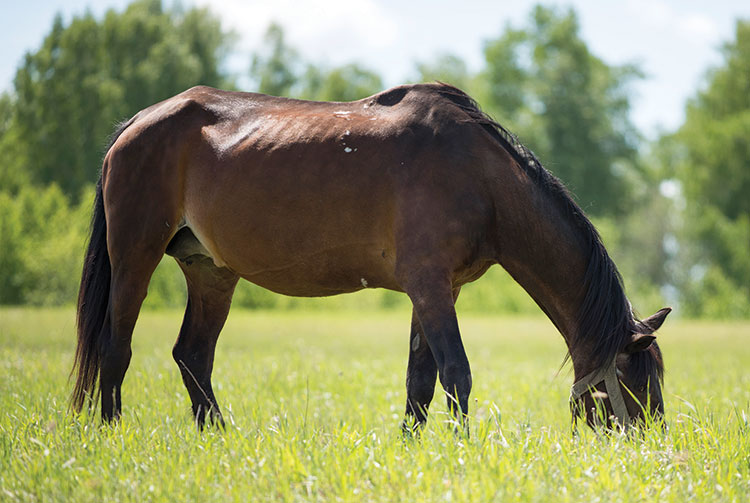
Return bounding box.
[298,63,383,102]
[682,265,750,319]
[0,94,30,193]
[676,208,750,319]
[250,22,300,97]
[458,268,540,315]
[414,53,471,90]
[0,193,24,301]
[480,26,529,120]
[143,258,187,310]
[0,185,89,304]
[3,0,234,197]
[592,214,668,315]
[661,20,750,318]
[480,6,642,217]
[250,23,382,102]
[2,308,750,501]
[677,110,750,220]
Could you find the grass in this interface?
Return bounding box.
[1,306,749,502]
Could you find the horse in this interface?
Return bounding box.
[70,82,670,430]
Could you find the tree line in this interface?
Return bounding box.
[0,0,747,317]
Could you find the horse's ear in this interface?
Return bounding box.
[624,333,656,354]
[636,307,672,334]
[625,307,670,353]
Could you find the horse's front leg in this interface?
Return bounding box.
[402,272,471,431]
[402,287,461,433]
[403,308,437,433]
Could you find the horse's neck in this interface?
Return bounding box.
[492,178,593,375]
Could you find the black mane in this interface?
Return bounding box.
[433,83,662,379]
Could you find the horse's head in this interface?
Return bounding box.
[572,307,670,430]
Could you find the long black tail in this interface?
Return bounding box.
[70,118,134,412]
[70,177,110,412]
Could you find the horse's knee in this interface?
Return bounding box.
[440,362,472,401]
[171,343,188,367]
[172,339,207,376]
[407,372,436,404]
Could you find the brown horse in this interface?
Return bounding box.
[70,83,670,430]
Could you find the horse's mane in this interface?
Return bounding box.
[431,83,663,380]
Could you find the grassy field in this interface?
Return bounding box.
[1,306,749,502]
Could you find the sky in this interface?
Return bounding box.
[2,0,749,138]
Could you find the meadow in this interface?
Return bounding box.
[1,306,749,502]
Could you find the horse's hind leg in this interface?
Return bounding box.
[101,250,164,422]
[173,255,238,428]
[403,288,461,432]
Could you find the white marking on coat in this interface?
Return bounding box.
[344,147,353,153]
[360,278,368,287]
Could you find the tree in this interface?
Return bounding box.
[249,22,300,97]
[674,20,750,221]
[298,63,383,102]
[664,20,750,317]
[414,53,471,90]
[0,93,30,193]
[480,6,642,217]
[250,23,383,102]
[4,0,234,197]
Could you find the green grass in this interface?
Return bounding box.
[1,306,749,502]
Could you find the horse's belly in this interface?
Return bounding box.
[182,211,399,296]
[231,245,400,296]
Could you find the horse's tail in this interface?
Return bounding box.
[70,119,134,412]
[70,177,110,412]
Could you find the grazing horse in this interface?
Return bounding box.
[70,83,670,430]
